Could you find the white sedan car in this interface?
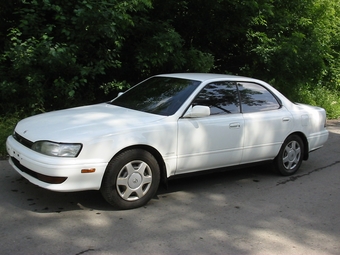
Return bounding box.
[6,73,329,209]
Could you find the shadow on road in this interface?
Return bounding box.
[3,161,275,213]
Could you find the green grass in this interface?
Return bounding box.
[0,116,19,159]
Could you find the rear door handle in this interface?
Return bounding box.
[282,117,290,122]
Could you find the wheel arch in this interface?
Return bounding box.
[106,144,168,187]
[289,131,309,160]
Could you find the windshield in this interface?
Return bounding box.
[109,77,201,116]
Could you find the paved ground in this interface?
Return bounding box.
[0,120,339,255]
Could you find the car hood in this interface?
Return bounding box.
[15,104,166,142]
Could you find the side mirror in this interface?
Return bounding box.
[183,105,210,118]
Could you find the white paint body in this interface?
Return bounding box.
[6,73,329,191]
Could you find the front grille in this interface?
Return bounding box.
[11,157,67,184]
[13,132,33,148]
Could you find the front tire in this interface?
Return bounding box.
[274,135,304,176]
[101,149,160,210]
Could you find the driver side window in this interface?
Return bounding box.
[192,81,240,115]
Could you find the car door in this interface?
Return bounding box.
[238,82,293,163]
[176,81,244,174]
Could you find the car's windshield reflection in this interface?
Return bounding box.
[109,77,201,116]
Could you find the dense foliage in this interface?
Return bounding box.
[1,0,340,118]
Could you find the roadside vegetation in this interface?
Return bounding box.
[0,116,18,159]
[1,0,340,157]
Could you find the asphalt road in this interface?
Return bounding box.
[1,120,339,255]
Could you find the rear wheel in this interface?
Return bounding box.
[274,135,304,176]
[101,149,160,210]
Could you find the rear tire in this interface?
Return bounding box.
[101,149,160,210]
[274,135,304,176]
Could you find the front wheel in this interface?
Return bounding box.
[101,149,160,210]
[274,135,304,176]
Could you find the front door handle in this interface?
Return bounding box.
[229,123,241,128]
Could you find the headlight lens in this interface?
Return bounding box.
[31,141,82,157]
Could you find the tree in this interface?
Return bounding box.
[0,0,152,114]
[1,0,339,116]
[245,0,340,93]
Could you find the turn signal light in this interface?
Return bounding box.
[81,168,96,173]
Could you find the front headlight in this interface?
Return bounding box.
[31,141,82,157]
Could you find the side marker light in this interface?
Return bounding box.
[81,168,96,173]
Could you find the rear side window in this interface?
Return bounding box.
[238,82,280,113]
[192,81,240,115]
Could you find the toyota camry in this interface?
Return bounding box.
[6,73,329,209]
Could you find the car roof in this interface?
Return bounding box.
[155,73,254,82]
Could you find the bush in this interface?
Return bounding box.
[0,116,20,159]
[295,84,340,119]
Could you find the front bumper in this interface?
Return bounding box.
[6,135,107,192]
